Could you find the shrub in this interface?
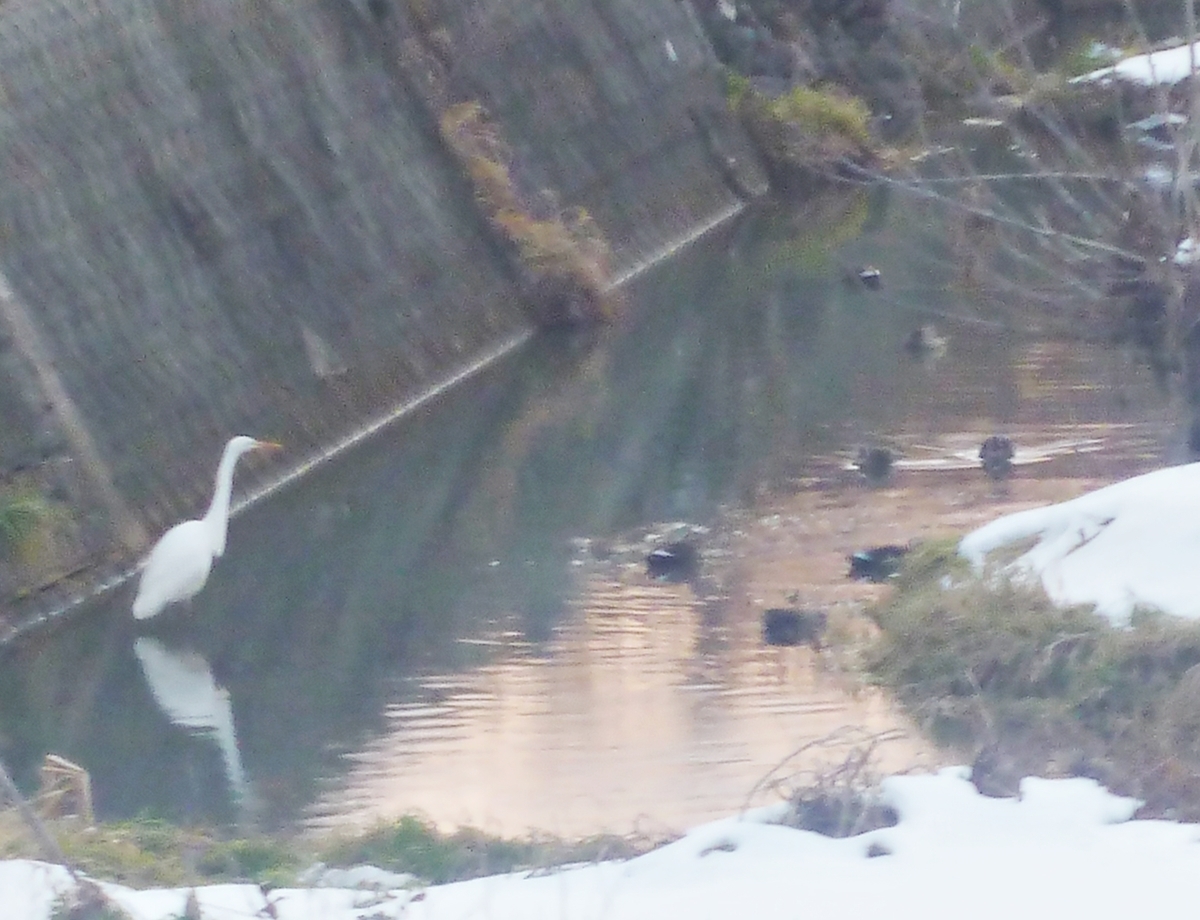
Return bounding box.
[735,83,876,189]
[867,544,1200,819]
[765,86,872,149]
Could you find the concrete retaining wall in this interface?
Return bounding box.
[0,0,763,619]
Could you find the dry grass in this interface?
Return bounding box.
[744,728,905,839]
[438,102,614,327]
[867,542,1200,819]
[0,810,301,889]
[0,805,657,890]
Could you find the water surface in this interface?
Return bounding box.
[0,194,1178,836]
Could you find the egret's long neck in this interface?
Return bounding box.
[203,443,246,557]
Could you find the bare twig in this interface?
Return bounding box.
[739,726,906,815]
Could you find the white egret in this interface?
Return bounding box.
[132,436,281,620]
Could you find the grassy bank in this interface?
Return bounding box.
[0,810,655,891]
[866,541,1200,820]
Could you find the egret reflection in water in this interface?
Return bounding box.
[132,637,249,808]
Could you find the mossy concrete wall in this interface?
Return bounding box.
[0,0,763,619]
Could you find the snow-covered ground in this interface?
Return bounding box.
[960,462,1200,622]
[6,767,1200,920]
[1075,39,1200,86]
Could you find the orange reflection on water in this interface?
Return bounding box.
[309,571,932,839]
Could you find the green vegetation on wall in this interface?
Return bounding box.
[728,75,875,189]
[0,488,48,560]
[439,101,615,329]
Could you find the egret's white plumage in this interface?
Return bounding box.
[132,436,281,620]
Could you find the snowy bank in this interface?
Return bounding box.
[959,463,1200,621]
[1074,40,1200,86]
[7,768,1200,920]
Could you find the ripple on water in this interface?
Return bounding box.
[307,568,936,839]
[307,398,1173,841]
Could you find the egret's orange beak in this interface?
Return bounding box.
[256,440,284,452]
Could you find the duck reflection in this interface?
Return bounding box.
[132,637,248,808]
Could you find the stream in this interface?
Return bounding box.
[0,191,1178,838]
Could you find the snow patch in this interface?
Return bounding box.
[7,769,1200,920]
[959,463,1200,621]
